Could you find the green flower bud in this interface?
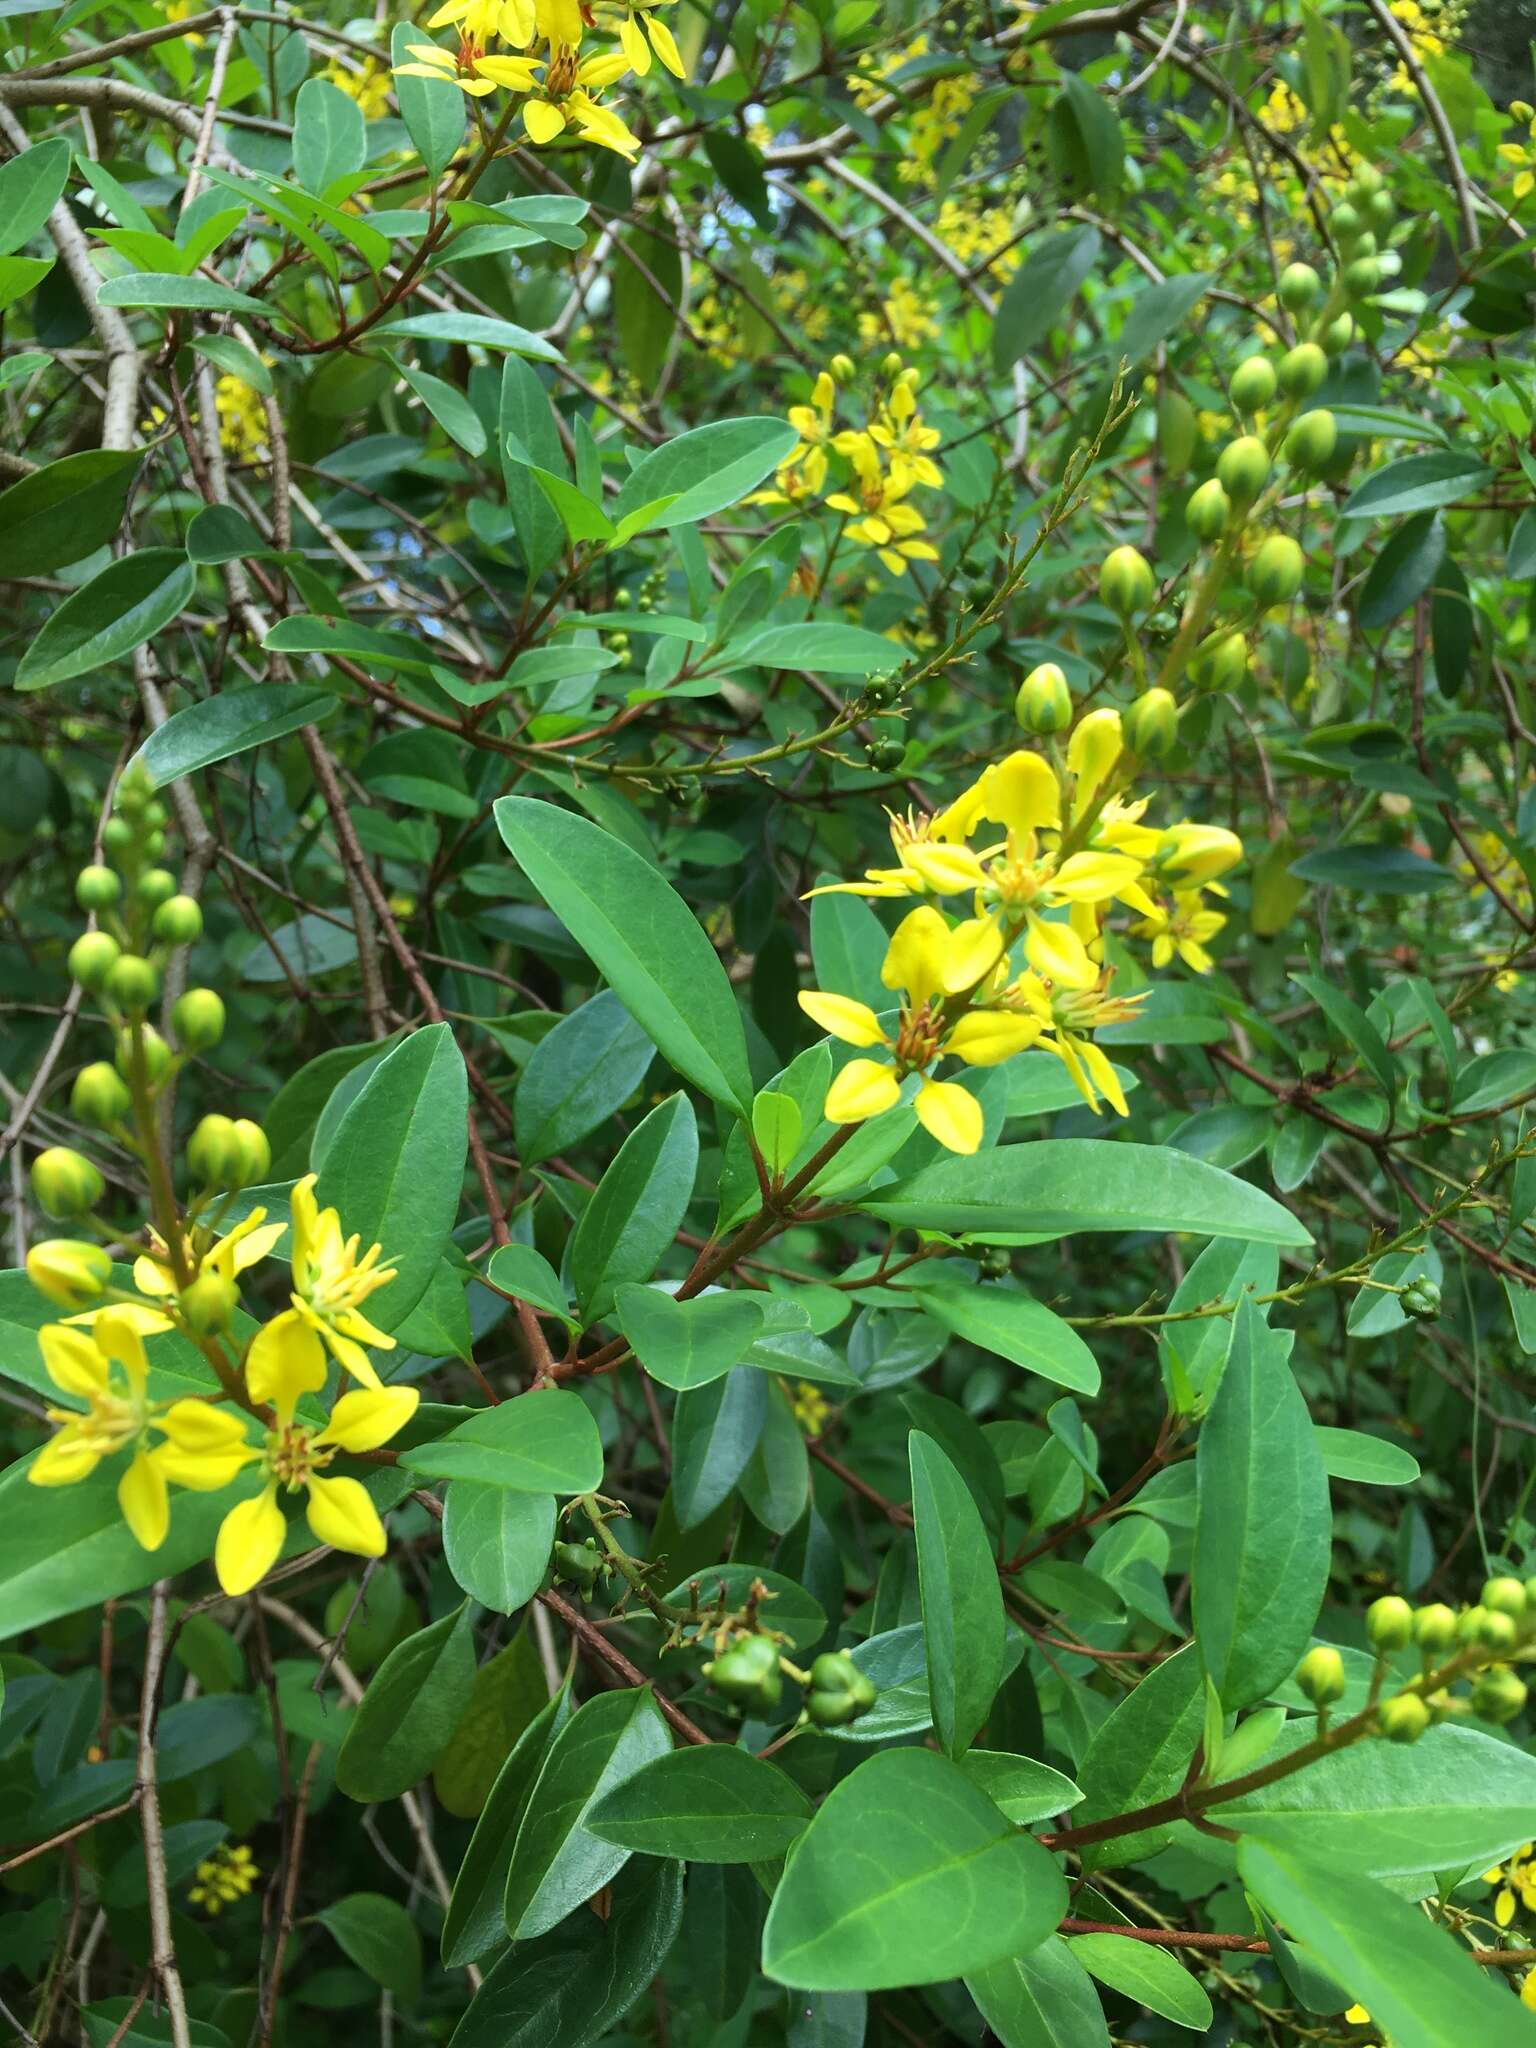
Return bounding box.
[864,669,901,707]
[866,738,906,772]
[1099,545,1155,616]
[806,1688,858,1726]
[1157,388,1198,474]
[172,988,225,1052]
[1366,1595,1414,1651]
[829,353,855,383]
[152,894,202,944]
[1368,190,1396,231]
[1457,1604,1490,1644]
[1189,629,1248,694]
[1216,435,1270,508]
[67,930,122,991]
[26,1238,112,1309]
[1283,409,1338,471]
[809,1651,861,1694]
[1329,199,1363,243]
[1483,1576,1528,1619]
[143,799,168,831]
[1412,1602,1458,1654]
[75,865,121,911]
[1295,1644,1347,1705]
[135,868,177,908]
[72,1061,132,1127]
[1343,256,1381,299]
[115,762,155,814]
[187,1114,244,1189]
[1400,1277,1440,1320]
[1124,688,1179,759]
[101,817,134,856]
[1185,478,1232,541]
[144,830,167,861]
[1230,355,1277,414]
[552,1539,603,1591]
[1247,535,1305,607]
[1278,342,1329,398]
[104,954,159,1013]
[1320,313,1356,357]
[880,352,903,378]
[1471,1666,1528,1726]
[1349,162,1384,198]
[1478,1609,1519,1653]
[1015,661,1073,734]
[115,1024,172,1082]
[1278,262,1322,309]
[180,1270,239,1336]
[1350,229,1378,260]
[1379,1692,1430,1743]
[30,1146,104,1219]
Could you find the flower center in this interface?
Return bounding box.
[267,1423,334,1490]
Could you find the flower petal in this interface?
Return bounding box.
[1024,912,1097,991]
[317,1384,419,1454]
[246,1308,327,1414]
[914,1079,982,1155]
[119,1448,170,1551]
[38,1324,107,1400]
[945,1011,1042,1066]
[882,904,952,1007]
[215,1484,286,1596]
[823,1058,901,1124]
[305,1474,387,1559]
[524,96,568,144]
[797,990,888,1047]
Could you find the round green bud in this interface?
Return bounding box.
[152,894,203,945]
[1366,1595,1414,1651]
[30,1146,104,1219]
[75,865,121,911]
[866,738,905,772]
[1401,1276,1441,1320]
[1483,1576,1527,1619]
[737,1634,781,1677]
[67,930,122,991]
[144,830,167,860]
[1015,661,1073,734]
[1247,534,1305,607]
[135,868,177,909]
[1343,255,1381,298]
[980,1246,1012,1279]
[864,670,901,707]
[172,988,225,1053]
[1124,688,1179,759]
[880,352,903,378]
[115,1023,171,1082]
[1099,545,1156,616]
[1283,408,1338,471]
[1278,261,1323,310]
[1413,1602,1459,1654]
[26,1238,112,1309]
[809,1651,859,1693]
[232,1119,271,1186]
[187,1114,244,1189]
[1189,629,1248,694]
[1230,355,1277,414]
[1278,342,1329,398]
[1330,199,1363,243]
[829,353,855,384]
[179,1270,239,1336]
[104,954,159,1013]
[552,1539,602,1590]
[1478,1609,1519,1653]
[1379,1692,1430,1743]
[1368,189,1396,231]
[71,1061,131,1127]
[143,799,168,831]
[1471,1666,1528,1726]
[1321,313,1356,357]
[1295,1644,1347,1706]
[101,816,134,856]
[1185,477,1232,541]
[1457,1604,1491,1645]
[1350,229,1378,260]
[115,762,154,814]
[1350,162,1384,198]
[1216,434,1270,508]
[805,1687,859,1726]
[1157,388,1198,474]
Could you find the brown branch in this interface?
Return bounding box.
[538,1587,711,1747]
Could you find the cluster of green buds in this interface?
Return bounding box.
[552,1537,606,1593]
[802,1649,878,1728]
[702,1632,784,1714]
[1400,1275,1441,1320]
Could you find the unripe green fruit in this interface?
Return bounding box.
[1283,408,1338,471]
[1247,535,1305,607]
[1351,229,1378,260]
[864,670,901,707]
[143,799,168,831]
[173,988,225,1052]
[806,1687,859,1726]
[1401,1276,1440,1319]
[1413,1602,1458,1654]
[104,954,159,1012]
[1099,545,1155,616]
[102,818,134,857]
[1295,1644,1347,1705]
[552,1539,602,1590]
[1344,256,1380,298]
[1278,342,1328,398]
[1278,262,1322,309]
[180,1270,239,1336]
[1185,478,1232,541]
[1189,629,1248,694]
[1478,1609,1519,1653]
[1015,661,1073,734]
[1471,1666,1528,1726]
[116,1024,171,1082]
[144,830,166,860]
[116,762,155,814]
[72,1061,132,1127]
[867,738,905,772]
[810,1651,861,1693]
[1483,1576,1528,1619]
[152,894,203,945]
[1321,313,1356,356]
[1379,1692,1430,1743]
[30,1146,104,1219]
[1366,1595,1414,1651]
[1230,355,1277,414]
[187,1114,244,1188]
[233,1119,271,1185]
[135,868,177,908]
[1330,199,1363,243]
[1124,688,1179,759]
[68,930,122,991]
[1216,434,1270,508]
[75,865,121,911]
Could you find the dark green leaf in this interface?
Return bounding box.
[399,1389,603,1493]
[0,449,138,574]
[993,226,1100,371]
[910,1431,1005,1757]
[514,989,655,1166]
[16,550,196,692]
[443,1483,555,1612]
[615,1285,764,1391]
[568,1093,698,1318]
[588,1744,813,1861]
[0,138,70,256]
[317,1893,421,2004]
[1343,451,1494,519]
[137,683,337,786]
[336,1602,478,1802]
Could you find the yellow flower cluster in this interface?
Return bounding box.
[1486,1843,1536,1928]
[214,375,266,461]
[786,1379,832,1437]
[189,1842,257,1914]
[395,0,684,159]
[1499,101,1536,205]
[797,712,1243,1153]
[858,279,941,352]
[323,58,394,118]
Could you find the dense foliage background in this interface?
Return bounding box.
[3,0,1536,2041]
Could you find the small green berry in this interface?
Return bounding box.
[1295,1644,1347,1706]
[30,1146,104,1220]
[75,865,121,911]
[67,930,122,991]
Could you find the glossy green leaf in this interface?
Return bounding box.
[611,416,797,529]
[390,20,463,177]
[1289,842,1453,893]
[442,1685,571,1967]
[1069,1934,1212,2032]
[318,1892,421,2004]
[373,310,560,358]
[96,272,269,314]
[1314,1427,1420,1485]
[0,138,70,255]
[1343,451,1495,519]
[1357,511,1446,629]
[484,1243,574,1327]
[0,449,138,574]
[137,682,337,786]
[399,1389,603,1493]
[910,1281,1100,1394]
[615,1284,764,1391]
[992,225,1100,370]
[568,1093,698,1318]
[968,1937,1110,2048]
[910,1431,1005,1757]
[958,1750,1084,1827]
[514,988,655,1166]
[443,1483,555,1613]
[734,622,903,675]
[588,1744,813,1861]
[1072,1643,1203,1871]
[15,549,196,691]
[336,1602,477,1802]
[668,1369,769,1528]
[293,76,367,194]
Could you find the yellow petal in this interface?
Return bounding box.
[96,1309,149,1394]
[798,990,888,1047]
[1050,851,1146,904]
[1158,822,1243,886]
[317,1385,419,1454]
[1067,709,1124,806]
[823,1058,901,1124]
[618,12,650,72]
[64,1300,176,1336]
[1077,1039,1130,1117]
[882,904,952,1007]
[29,1427,101,1485]
[524,96,568,144]
[305,1474,387,1558]
[152,1443,257,1491]
[939,915,1003,995]
[118,1448,170,1551]
[945,1012,1042,1066]
[222,1217,286,1275]
[246,1308,327,1413]
[499,0,535,40]
[315,1317,385,1388]
[38,1324,107,1399]
[475,53,538,84]
[903,843,987,894]
[914,1079,982,1155]
[1024,912,1097,991]
[157,1400,251,1454]
[535,0,583,43]
[646,11,685,75]
[289,1174,320,1290]
[215,1484,285,1596]
[133,1253,177,1296]
[976,751,1061,835]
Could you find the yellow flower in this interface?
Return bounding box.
[604,0,684,77]
[212,1378,418,1596]
[132,1206,285,1307]
[1343,2006,1371,2026]
[1133,890,1227,974]
[214,376,267,462]
[868,375,943,492]
[189,1842,257,1914]
[1154,821,1244,889]
[395,39,539,98]
[1485,1843,1536,1928]
[26,1238,112,1309]
[786,1380,831,1437]
[1016,972,1147,1118]
[826,435,939,576]
[246,1173,397,1401]
[522,46,638,157]
[322,59,393,118]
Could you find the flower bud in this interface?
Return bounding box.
[1330,199,1363,244]
[187,1114,244,1188]
[1015,661,1073,734]
[1124,688,1179,759]
[1230,355,1277,414]
[1457,1604,1490,1645]
[104,954,159,1013]
[1321,313,1355,356]
[1099,545,1155,616]
[75,865,121,911]
[1247,535,1305,607]
[68,930,122,991]
[143,798,168,831]
[1400,1276,1440,1320]
[1343,255,1381,299]
[1185,478,1232,541]
[232,1119,271,1185]
[1349,162,1384,198]
[26,1238,112,1309]
[1216,434,1270,508]
[829,353,855,384]
[1283,408,1338,471]
[1413,1602,1458,1654]
[1157,388,1197,474]
[553,1538,603,1590]
[1278,261,1322,309]
[1189,629,1248,693]
[866,737,905,772]
[173,988,225,1052]
[30,1145,105,1219]
[116,761,155,814]
[880,352,902,378]
[179,1270,239,1336]
[1295,1644,1347,1705]
[1366,1595,1414,1651]
[72,1061,132,1126]
[1379,1692,1430,1743]
[1278,342,1328,398]
[1471,1666,1528,1726]
[1482,1576,1527,1619]
[152,894,202,944]
[144,830,167,860]
[1350,229,1378,260]
[115,1024,172,1082]
[805,1686,859,1726]
[135,868,177,908]
[1368,190,1395,231]
[101,817,134,856]
[1477,1609,1519,1653]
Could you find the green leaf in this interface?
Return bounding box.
[1314,1427,1420,1485]
[0,138,70,256]
[659,1564,825,1650]
[859,1141,1311,1246]
[393,354,487,457]
[752,1090,802,1174]
[1115,272,1214,368]
[958,1751,1084,1827]
[0,253,52,312]
[1006,1050,1138,1117]
[668,1370,768,1529]
[1069,1935,1212,2033]
[968,1937,1110,2048]
[399,1389,603,1493]
[443,1685,572,1967]
[484,1244,574,1327]
[0,449,139,574]
[1193,1299,1331,1709]
[96,272,270,314]
[499,355,565,581]
[514,990,655,1167]
[910,1281,1100,1395]
[1072,1643,1203,1871]
[1357,511,1446,629]
[373,310,560,359]
[263,614,439,673]
[568,1093,698,1319]
[993,225,1100,371]
[614,1285,764,1392]
[909,1431,1005,1758]
[1047,72,1124,202]
[504,1686,671,1940]
[316,1022,467,1331]
[809,891,889,1008]
[733,622,903,675]
[1431,556,1474,693]
[390,21,463,178]
[761,1747,1067,1991]
[15,549,196,692]
[317,1893,421,2005]
[1237,1839,1533,2045]
[1453,1048,1536,1115]
[136,682,337,786]
[587,1745,813,1862]
[335,1602,478,1802]
[184,502,287,565]
[443,1483,555,1612]
[614,221,682,386]
[1343,451,1495,519]
[1292,972,1397,1099]
[293,76,367,195]
[1289,842,1453,894]
[496,799,752,1115]
[611,417,798,530]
